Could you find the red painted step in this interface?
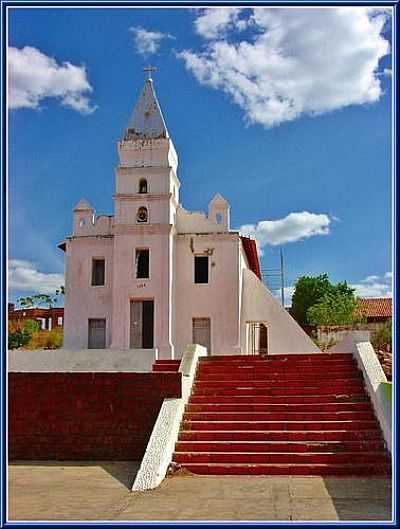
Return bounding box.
[152,359,181,372]
[182,420,378,431]
[183,411,375,422]
[195,370,358,380]
[175,439,385,453]
[172,353,390,476]
[201,353,352,361]
[186,402,371,413]
[193,378,363,388]
[198,359,357,368]
[178,463,391,476]
[191,386,365,396]
[178,429,382,442]
[189,395,368,404]
[173,451,390,465]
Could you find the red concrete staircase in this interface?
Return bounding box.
[173,353,391,476]
[152,359,181,372]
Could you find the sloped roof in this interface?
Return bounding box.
[125,79,168,140]
[240,236,261,280]
[357,297,392,318]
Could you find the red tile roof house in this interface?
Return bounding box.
[8,304,64,331]
[357,297,392,324]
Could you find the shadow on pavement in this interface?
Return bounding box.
[100,462,140,490]
[322,477,392,521]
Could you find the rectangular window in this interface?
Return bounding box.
[194,256,209,284]
[92,258,105,286]
[135,249,149,279]
[88,319,106,349]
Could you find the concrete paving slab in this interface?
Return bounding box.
[8,462,392,522]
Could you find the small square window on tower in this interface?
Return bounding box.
[92,258,105,286]
[194,255,209,284]
[135,249,150,279]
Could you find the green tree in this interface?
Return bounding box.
[8,319,39,350]
[291,274,363,326]
[23,318,40,334]
[372,320,392,351]
[291,274,334,325]
[307,290,365,326]
[18,286,64,309]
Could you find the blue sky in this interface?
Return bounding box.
[8,7,392,304]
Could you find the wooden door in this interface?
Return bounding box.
[130,301,143,349]
[130,300,154,349]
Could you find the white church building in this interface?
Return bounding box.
[59,75,318,359]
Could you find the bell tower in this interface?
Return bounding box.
[111,70,180,357]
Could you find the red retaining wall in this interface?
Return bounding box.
[9,372,181,460]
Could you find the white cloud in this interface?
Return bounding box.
[179,7,390,127]
[194,8,248,39]
[240,211,331,248]
[351,272,392,298]
[361,275,380,283]
[130,26,174,57]
[8,46,96,114]
[9,260,64,295]
[271,286,295,307]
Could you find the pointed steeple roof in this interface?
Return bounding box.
[125,78,168,140]
[209,193,229,206]
[74,198,93,211]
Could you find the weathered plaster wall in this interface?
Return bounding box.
[9,372,181,460]
[110,230,174,357]
[8,348,157,372]
[117,137,178,169]
[73,213,113,237]
[176,207,229,234]
[115,166,179,197]
[174,234,241,357]
[240,269,320,354]
[64,237,114,350]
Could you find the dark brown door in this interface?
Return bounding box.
[259,324,268,355]
[142,300,154,349]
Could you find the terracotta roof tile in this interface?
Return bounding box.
[357,297,392,318]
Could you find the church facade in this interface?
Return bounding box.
[60,76,318,359]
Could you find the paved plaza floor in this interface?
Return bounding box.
[8,462,392,522]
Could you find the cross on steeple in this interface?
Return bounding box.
[144,65,157,80]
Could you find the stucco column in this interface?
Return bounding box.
[156,231,175,359]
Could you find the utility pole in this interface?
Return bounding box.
[261,247,286,307]
[280,248,285,307]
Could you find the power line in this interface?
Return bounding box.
[261,248,285,306]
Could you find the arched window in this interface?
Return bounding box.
[137,206,148,223]
[139,178,148,194]
[79,218,86,227]
[216,213,222,224]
